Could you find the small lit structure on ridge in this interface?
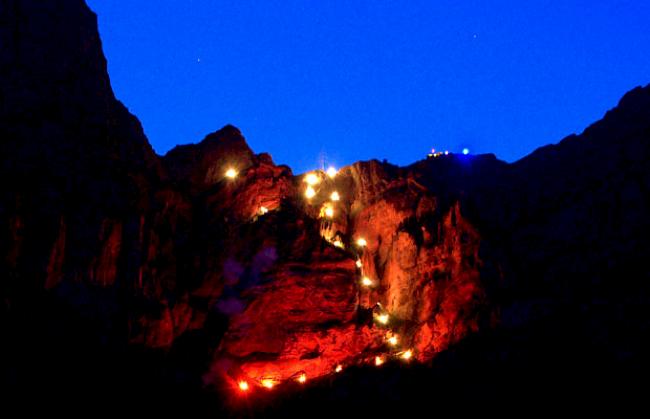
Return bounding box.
[335,364,343,373]
[225,168,238,179]
[297,373,307,384]
[462,148,470,155]
[259,206,269,215]
[326,166,338,178]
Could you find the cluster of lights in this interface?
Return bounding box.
[427,149,450,158]
[232,162,419,396]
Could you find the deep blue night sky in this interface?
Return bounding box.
[87,0,650,174]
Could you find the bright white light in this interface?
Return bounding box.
[259,206,269,215]
[356,238,367,247]
[333,240,344,249]
[335,365,343,373]
[225,168,238,179]
[355,259,362,268]
[261,379,275,389]
[376,314,389,325]
[304,172,320,185]
[297,373,307,384]
[462,148,469,155]
[305,186,316,199]
[375,356,384,366]
[401,350,413,360]
[326,166,338,178]
[238,380,249,391]
[361,277,373,287]
[330,191,340,201]
[387,336,398,346]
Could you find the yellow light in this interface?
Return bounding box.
[361,277,374,287]
[375,356,384,366]
[330,191,340,201]
[387,335,398,346]
[305,186,316,199]
[401,350,413,360]
[356,238,367,247]
[297,373,307,384]
[335,365,343,373]
[304,172,320,186]
[261,379,275,389]
[325,206,334,218]
[238,380,249,391]
[225,168,238,179]
[333,240,344,249]
[376,314,389,325]
[355,259,362,268]
[259,206,269,215]
[326,166,338,178]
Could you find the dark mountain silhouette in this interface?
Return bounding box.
[1,0,649,415]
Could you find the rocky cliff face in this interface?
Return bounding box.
[2,0,650,412]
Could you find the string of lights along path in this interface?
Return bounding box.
[222,148,467,396]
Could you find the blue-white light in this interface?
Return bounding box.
[462,148,470,155]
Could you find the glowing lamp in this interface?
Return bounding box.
[356,238,367,247]
[361,277,374,287]
[261,379,275,389]
[355,259,363,268]
[225,168,238,179]
[387,336,398,346]
[376,314,389,325]
[335,365,343,373]
[304,173,320,186]
[324,206,334,218]
[305,186,316,199]
[238,380,250,391]
[401,350,413,360]
[375,356,384,366]
[444,150,449,155]
[297,373,307,384]
[259,206,269,215]
[333,240,344,249]
[462,148,469,155]
[326,166,338,178]
[330,191,340,201]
